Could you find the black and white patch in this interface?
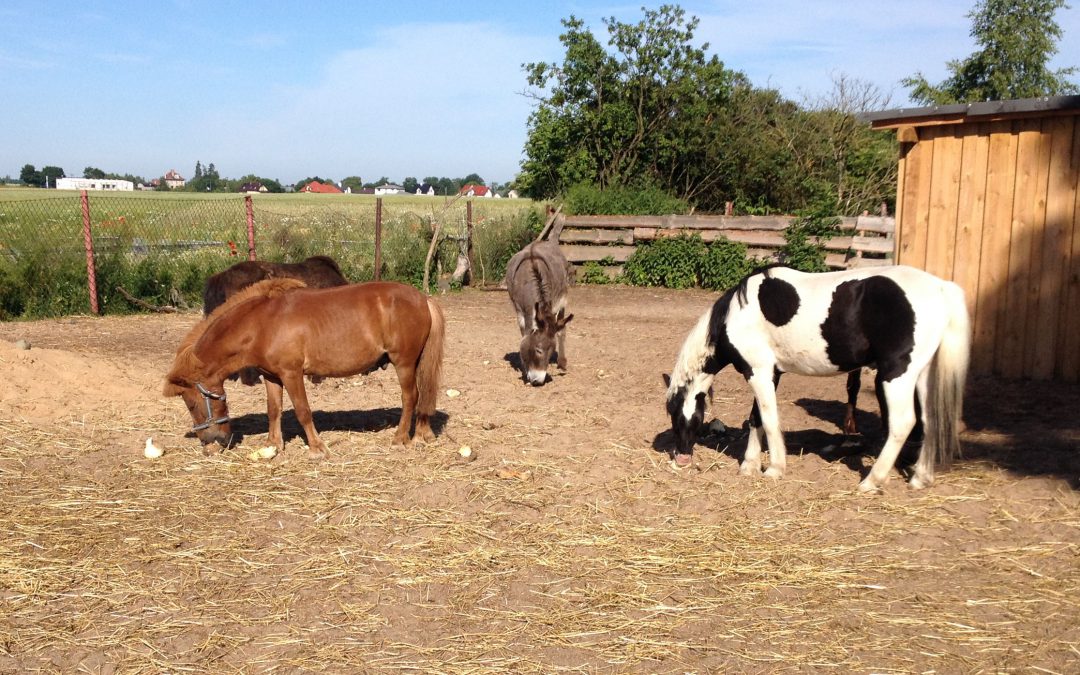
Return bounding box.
[820,276,915,380]
[758,277,800,327]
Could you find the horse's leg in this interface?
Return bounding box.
[392,363,419,447]
[909,367,935,489]
[875,370,889,433]
[739,399,765,476]
[843,370,860,435]
[859,375,918,493]
[264,376,286,452]
[754,370,787,479]
[556,326,568,371]
[280,373,327,460]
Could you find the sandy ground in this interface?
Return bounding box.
[0,285,1077,673]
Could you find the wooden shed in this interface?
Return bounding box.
[864,96,1080,383]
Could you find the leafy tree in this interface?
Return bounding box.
[340,176,364,192]
[41,166,65,188]
[904,0,1077,104]
[83,166,106,179]
[402,176,419,193]
[461,173,485,186]
[20,164,42,187]
[519,5,739,204]
[194,161,204,179]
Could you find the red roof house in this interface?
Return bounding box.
[459,183,491,198]
[300,181,343,194]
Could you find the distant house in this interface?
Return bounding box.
[374,183,405,195]
[239,181,268,194]
[55,177,134,191]
[416,183,437,196]
[299,181,343,194]
[164,169,185,189]
[459,183,492,198]
[506,189,519,199]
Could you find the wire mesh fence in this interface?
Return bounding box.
[0,192,540,319]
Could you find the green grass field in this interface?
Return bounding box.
[0,188,542,319]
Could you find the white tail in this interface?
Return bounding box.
[927,282,971,467]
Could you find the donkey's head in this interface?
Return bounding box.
[519,301,573,386]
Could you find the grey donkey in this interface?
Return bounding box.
[505,239,574,386]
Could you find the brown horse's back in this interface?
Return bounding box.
[203,255,348,316]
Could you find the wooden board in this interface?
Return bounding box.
[559,228,634,245]
[1058,119,1080,382]
[897,129,935,268]
[1000,119,1043,379]
[559,244,638,263]
[975,122,1019,376]
[925,126,962,278]
[1030,117,1073,379]
[952,123,991,356]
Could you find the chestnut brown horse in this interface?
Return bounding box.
[164,279,445,458]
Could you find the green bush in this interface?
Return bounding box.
[565,183,690,216]
[777,212,842,273]
[623,235,706,289]
[623,234,756,291]
[699,238,756,291]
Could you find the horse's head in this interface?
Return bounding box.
[663,373,713,465]
[519,301,573,386]
[163,377,233,449]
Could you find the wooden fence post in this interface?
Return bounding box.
[80,190,99,315]
[465,200,473,286]
[244,195,257,260]
[374,197,383,281]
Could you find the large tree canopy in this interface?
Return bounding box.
[518,5,739,207]
[904,0,1077,104]
[517,5,897,216]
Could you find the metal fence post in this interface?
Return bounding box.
[245,195,257,260]
[80,190,100,315]
[374,197,383,281]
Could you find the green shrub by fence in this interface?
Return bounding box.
[0,192,540,320]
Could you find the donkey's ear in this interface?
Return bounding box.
[662,373,672,388]
[558,312,574,328]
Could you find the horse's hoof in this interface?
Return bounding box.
[672,453,693,468]
[908,474,932,490]
[764,466,784,480]
[857,479,883,494]
[306,448,328,461]
[738,463,760,476]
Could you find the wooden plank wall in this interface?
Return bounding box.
[894,115,1080,382]
[556,214,895,279]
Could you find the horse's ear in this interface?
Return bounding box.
[662,373,672,388]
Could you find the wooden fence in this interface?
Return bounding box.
[554,214,895,277]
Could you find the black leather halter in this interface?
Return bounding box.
[192,382,230,431]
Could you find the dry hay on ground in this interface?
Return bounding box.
[0,286,1077,673]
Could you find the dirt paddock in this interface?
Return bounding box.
[1,285,1077,673]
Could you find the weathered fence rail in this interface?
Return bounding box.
[555,213,895,276]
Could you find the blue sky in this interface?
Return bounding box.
[2,1,1078,186]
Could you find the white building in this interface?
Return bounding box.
[374,183,405,195]
[56,177,135,191]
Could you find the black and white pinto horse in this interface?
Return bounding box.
[664,264,970,493]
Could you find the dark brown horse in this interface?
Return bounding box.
[203,255,349,385]
[202,255,348,316]
[165,279,445,458]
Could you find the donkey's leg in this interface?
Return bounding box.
[909,367,935,489]
[556,327,568,371]
[280,373,327,460]
[392,364,419,447]
[264,377,286,452]
[859,376,918,493]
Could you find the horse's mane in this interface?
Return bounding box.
[734,263,789,307]
[165,278,306,391]
[305,254,345,277]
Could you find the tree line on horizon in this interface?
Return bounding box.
[10,161,505,197]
